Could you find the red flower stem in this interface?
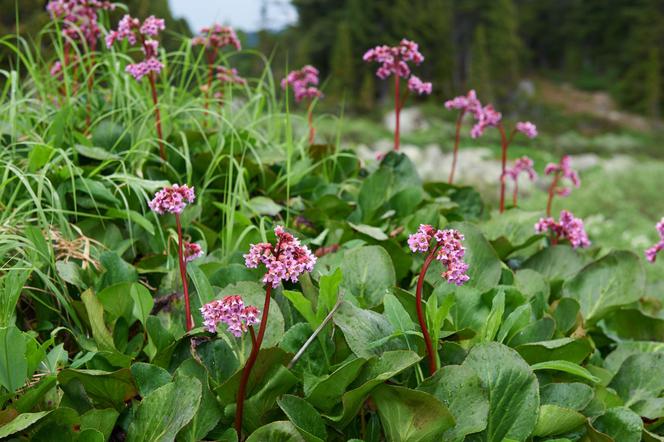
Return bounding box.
[513,178,519,207]
[394,74,401,151]
[497,126,516,213]
[148,71,166,161]
[416,243,442,376]
[546,171,561,217]
[448,110,466,184]
[235,285,272,438]
[249,326,257,347]
[175,213,192,331]
[307,101,315,145]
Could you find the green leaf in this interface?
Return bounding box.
[540,382,594,411]
[592,407,643,442]
[372,384,455,442]
[278,395,327,441]
[306,358,367,412]
[74,178,120,205]
[531,360,600,383]
[28,144,55,172]
[283,291,317,330]
[523,245,586,282]
[317,268,342,318]
[323,350,421,427]
[533,404,585,437]
[348,222,388,241]
[130,283,154,326]
[333,301,405,358]
[127,376,202,442]
[245,421,305,442]
[462,342,539,442]
[0,411,52,438]
[247,196,283,217]
[106,208,155,235]
[75,144,120,161]
[340,246,396,308]
[359,167,393,222]
[57,368,137,411]
[417,365,489,442]
[608,353,664,407]
[131,363,171,397]
[187,263,216,308]
[176,359,223,442]
[553,298,581,335]
[81,290,116,352]
[562,251,645,325]
[482,289,505,342]
[99,252,138,288]
[449,222,502,293]
[482,209,542,258]
[603,341,664,374]
[97,282,134,322]
[279,323,329,377]
[80,408,119,441]
[0,326,28,393]
[516,338,592,364]
[600,309,664,341]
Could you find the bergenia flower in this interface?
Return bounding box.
[363,39,424,79]
[106,15,165,81]
[408,224,469,286]
[183,242,204,262]
[645,218,664,263]
[192,24,241,50]
[470,104,502,138]
[505,156,537,181]
[545,155,580,196]
[535,210,590,249]
[200,295,260,336]
[47,0,114,47]
[281,65,323,103]
[216,66,247,86]
[516,121,538,138]
[445,89,482,115]
[244,226,317,288]
[408,75,432,95]
[148,184,196,215]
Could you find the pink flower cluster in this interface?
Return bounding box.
[281,65,323,103]
[244,226,317,288]
[535,210,590,248]
[148,184,195,215]
[505,156,537,181]
[516,121,538,138]
[106,15,165,81]
[645,218,664,262]
[216,66,247,86]
[183,242,204,262]
[470,105,502,138]
[408,75,433,96]
[408,224,470,286]
[444,90,481,114]
[363,39,424,80]
[47,0,114,46]
[545,155,580,197]
[192,24,241,50]
[200,295,260,336]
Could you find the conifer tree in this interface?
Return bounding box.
[484,0,520,99]
[468,25,493,102]
[330,21,355,101]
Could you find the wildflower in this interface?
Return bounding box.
[281,65,323,103]
[444,90,482,115]
[216,66,247,86]
[505,156,537,181]
[516,121,538,138]
[470,104,502,139]
[47,0,114,47]
[535,210,590,248]
[408,224,469,286]
[244,226,317,288]
[645,218,664,263]
[183,242,204,262]
[148,184,195,215]
[363,39,431,151]
[544,155,580,216]
[200,295,260,336]
[192,24,241,50]
[106,15,165,81]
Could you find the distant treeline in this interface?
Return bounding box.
[264,0,663,116]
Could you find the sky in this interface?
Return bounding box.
[168,0,298,32]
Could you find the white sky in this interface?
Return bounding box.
[168,0,297,32]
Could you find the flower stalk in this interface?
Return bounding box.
[415,243,441,375]
[175,213,192,331]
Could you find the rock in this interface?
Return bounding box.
[383,107,428,134]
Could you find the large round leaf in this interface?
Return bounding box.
[563,251,645,325]
[462,342,539,442]
[340,246,396,308]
